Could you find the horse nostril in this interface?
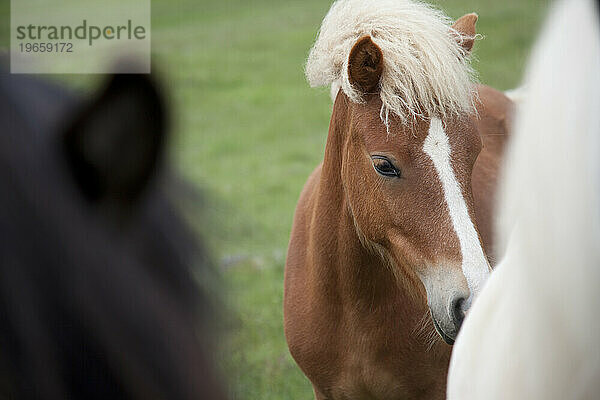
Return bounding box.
[451,297,466,330]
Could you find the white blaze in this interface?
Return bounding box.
[423,118,490,303]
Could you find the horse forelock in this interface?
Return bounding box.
[306,0,478,126]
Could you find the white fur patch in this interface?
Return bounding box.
[423,118,490,302]
[306,0,477,125]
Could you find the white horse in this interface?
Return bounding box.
[447,0,600,398]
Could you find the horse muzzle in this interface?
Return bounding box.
[429,293,468,345]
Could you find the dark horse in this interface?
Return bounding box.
[0,67,227,399]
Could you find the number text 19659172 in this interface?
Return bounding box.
[19,42,73,53]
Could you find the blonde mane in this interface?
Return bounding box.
[306,0,478,125]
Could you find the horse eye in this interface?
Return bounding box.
[371,156,400,178]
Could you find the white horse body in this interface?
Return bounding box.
[447,0,600,398]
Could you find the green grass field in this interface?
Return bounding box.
[1,0,550,398]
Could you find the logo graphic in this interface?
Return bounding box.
[11,0,151,74]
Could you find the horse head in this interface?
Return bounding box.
[322,13,490,344]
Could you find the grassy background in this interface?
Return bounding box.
[2,0,550,398]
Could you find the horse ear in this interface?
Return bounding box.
[348,36,384,94]
[63,74,166,206]
[451,13,478,54]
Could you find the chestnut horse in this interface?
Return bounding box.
[284,1,512,399]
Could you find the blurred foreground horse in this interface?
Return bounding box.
[0,69,227,399]
[284,0,513,398]
[448,0,600,398]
